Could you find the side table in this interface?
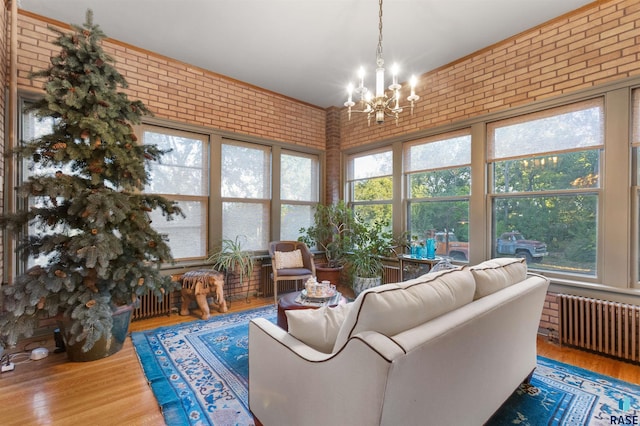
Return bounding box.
[277,291,347,331]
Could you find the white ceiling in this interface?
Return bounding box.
[19,0,594,108]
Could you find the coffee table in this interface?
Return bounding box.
[277,290,348,331]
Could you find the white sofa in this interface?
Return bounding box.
[249,258,549,426]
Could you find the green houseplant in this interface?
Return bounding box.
[298,201,356,284]
[207,236,255,296]
[348,218,396,295]
[0,11,181,360]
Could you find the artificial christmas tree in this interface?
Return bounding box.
[0,10,182,359]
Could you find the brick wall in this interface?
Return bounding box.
[16,11,326,150]
[325,106,341,204]
[0,2,8,284]
[539,292,560,335]
[340,0,640,149]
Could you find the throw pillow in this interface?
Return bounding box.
[286,303,352,353]
[469,257,527,300]
[274,249,304,269]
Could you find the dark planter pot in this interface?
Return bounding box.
[315,264,343,286]
[60,304,133,362]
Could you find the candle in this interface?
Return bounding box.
[376,67,384,97]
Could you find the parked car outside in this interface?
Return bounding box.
[496,231,548,263]
[431,231,469,261]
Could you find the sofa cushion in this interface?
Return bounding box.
[469,257,527,300]
[286,303,352,353]
[274,249,303,269]
[332,268,475,352]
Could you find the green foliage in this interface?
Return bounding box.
[0,10,182,352]
[207,236,255,288]
[298,201,356,267]
[347,218,396,279]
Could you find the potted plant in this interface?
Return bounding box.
[348,218,396,296]
[298,201,356,285]
[207,235,255,298]
[0,11,181,361]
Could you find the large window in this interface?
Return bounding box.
[20,102,57,269]
[405,131,471,261]
[347,149,393,228]
[280,151,319,241]
[142,126,209,260]
[632,89,640,284]
[488,99,603,276]
[221,141,271,251]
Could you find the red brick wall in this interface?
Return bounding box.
[340,0,640,149]
[16,11,326,150]
[325,106,342,204]
[539,292,560,335]
[0,1,8,284]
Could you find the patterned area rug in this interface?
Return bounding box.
[489,357,640,425]
[132,306,640,426]
[132,306,276,426]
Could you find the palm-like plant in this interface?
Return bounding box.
[208,236,255,291]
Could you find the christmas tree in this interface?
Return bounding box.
[0,10,182,352]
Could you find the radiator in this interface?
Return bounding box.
[132,290,172,321]
[558,294,640,363]
[382,265,401,284]
[260,264,300,298]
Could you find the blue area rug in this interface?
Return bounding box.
[132,306,640,426]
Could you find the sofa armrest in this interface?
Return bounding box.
[249,319,402,426]
[249,317,334,362]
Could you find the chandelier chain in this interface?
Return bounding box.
[377,0,383,63]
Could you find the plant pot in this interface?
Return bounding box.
[353,276,382,297]
[60,304,133,362]
[315,264,343,286]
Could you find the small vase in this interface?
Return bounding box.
[426,238,436,259]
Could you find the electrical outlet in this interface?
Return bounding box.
[1,362,15,373]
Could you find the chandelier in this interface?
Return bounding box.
[344,0,419,126]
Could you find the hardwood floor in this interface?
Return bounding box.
[1,293,638,426]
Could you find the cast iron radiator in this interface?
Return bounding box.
[558,294,640,363]
[260,264,300,298]
[132,290,172,321]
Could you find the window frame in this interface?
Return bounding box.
[140,124,210,262]
[404,130,472,261]
[279,149,320,242]
[346,147,394,228]
[486,98,604,280]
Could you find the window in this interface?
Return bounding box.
[221,141,271,251]
[347,149,393,228]
[405,131,471,261]
[632,89,640,284]
[142,126,208,260]
[280,151,319,241]
[488,99,603,276]
[20,102,57,269]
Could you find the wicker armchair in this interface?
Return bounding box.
[268,241,316,305]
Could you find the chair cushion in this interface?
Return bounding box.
[276,268,312,277]
[286,303,352,353]
[468,257,527,300]
[275,249,304,269]
[332,268,475,352]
